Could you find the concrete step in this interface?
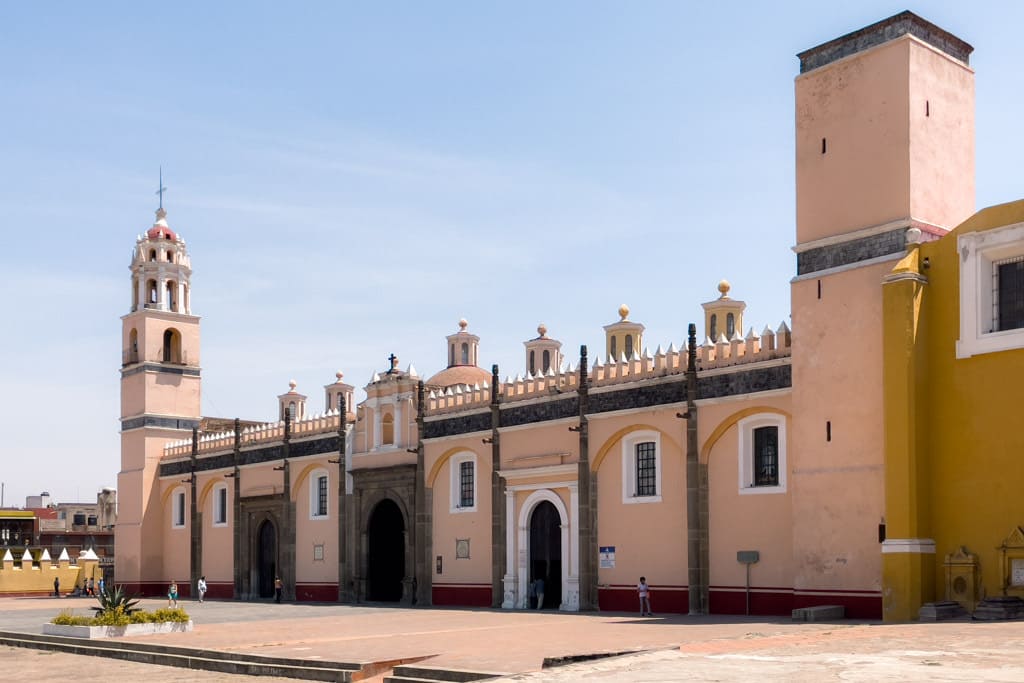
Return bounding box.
[792,605,845,622]
[391,664,503,682]
[0,630,360,681]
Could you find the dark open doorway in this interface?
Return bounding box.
[257,519,277,599]
[529,500,561,610]
[367,499,405,602]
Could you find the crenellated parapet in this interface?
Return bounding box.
[424,319,792,416]
[163,409,346,459]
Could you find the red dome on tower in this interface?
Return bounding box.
[146,225,177,241]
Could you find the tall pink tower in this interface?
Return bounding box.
[116,205,202,594]
[789,12,974,618]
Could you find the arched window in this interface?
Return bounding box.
[542,349,551,373]
[610,336,618,360]
[450,344,455,366]
[309,469,329,519]
[727,313,736,338]
[625,335,634,360]
[461,343,469,365]
[128,329,139,364]
[382,413,394,445]
[166,280,177,312]
[149,249,157,262]
[710,314,718,341]
[166,250,174,263]
[288,402,296,420]
[162,328,181,363]
[529,350,536,375]
[147,280,158,305]
[131,277,139,311]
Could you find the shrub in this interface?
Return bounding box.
[151,607,191,623]
[51,609,91,626]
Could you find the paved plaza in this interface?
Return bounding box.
[3,596,1024,681]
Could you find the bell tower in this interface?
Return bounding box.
[116,206,202,594]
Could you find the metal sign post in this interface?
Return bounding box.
[736,550,760,616]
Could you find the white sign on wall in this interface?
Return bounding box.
[599,546,616,569]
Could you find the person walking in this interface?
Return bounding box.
[638,576,652,616]
[98,577,105,596]
[168,580,179,608]
[197,576,208,603]
[534,577,545,610]
[88,577,95,596]
[274,576,283,604]
[53,576,60,598]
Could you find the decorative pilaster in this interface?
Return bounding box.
[502,488,517,609]
[490,363,505,607]
[189,427,201,597]
[685,323,706,614]
[231,418,242,599]
[576,345,597,610]
[414,380,431,606]
[336,395,349,603]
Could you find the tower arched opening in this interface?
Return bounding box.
[162,328,182,363]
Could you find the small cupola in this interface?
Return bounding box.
[426,319,490,389]
[701,280,746,342]
[447,318,479,367]
[524,324,562,376]
[603,305,645,362]
[324,371,355,417]
[278,380,307,422]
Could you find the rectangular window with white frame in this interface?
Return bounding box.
[622,430,662,503]
[213,485,228,526]
[172,489,186,528]
[309,469,330,520]
[738,414,787,494]
[450,452,477,512]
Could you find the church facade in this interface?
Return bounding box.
[115,12,1024,622]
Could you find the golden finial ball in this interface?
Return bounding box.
[336,371,344,382]
[537,323,547,337]
[718,279,731,297]
[288,379,297,391]
[618,304,630,320]
[458,318,468,331]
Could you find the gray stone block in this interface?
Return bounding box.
[792,605,845,622]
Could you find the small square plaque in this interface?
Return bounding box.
[313,544,324,561]
[456,538,470,559]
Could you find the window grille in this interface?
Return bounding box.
[635,442,657,496]
[316,475,328,516]
[994,256,1024,332]
[459,461,474,508]
[754,426,779,486]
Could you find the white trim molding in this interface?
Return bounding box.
[505,488,580,612]
[308,468,330,520]
[957,221,1024,358]
[881,538,936,554]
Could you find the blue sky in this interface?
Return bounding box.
[1,2,1020,507]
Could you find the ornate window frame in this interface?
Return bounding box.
[957,222,1024,358]
[621,429,662,504]
[738,414,787,495]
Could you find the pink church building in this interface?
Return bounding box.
[116,11,984,620]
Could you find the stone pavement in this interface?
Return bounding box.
[3,596,1024,681]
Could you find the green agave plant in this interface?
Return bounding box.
[91,584,142,616]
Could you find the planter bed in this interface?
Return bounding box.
[43,621,193,639]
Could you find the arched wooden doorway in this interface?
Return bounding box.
[529,500,561,609]
[257,519,277,599]
[367,499,405,602]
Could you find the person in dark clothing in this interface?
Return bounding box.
[274,576,283,603]
[53,576,60,597]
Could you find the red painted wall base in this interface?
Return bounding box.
[598,585,689,614]
[432,584,492,607]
